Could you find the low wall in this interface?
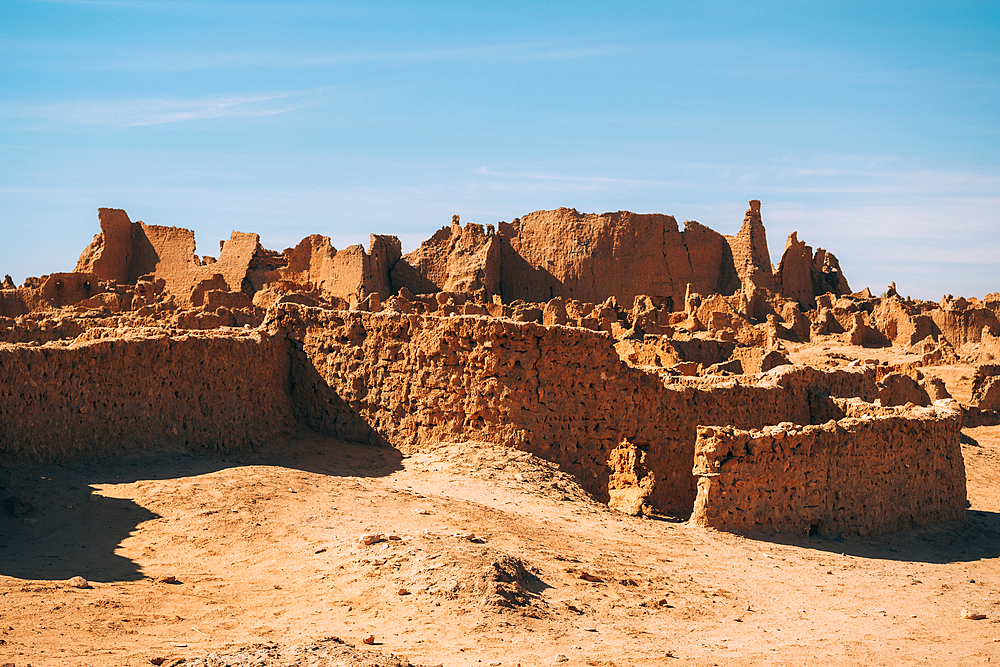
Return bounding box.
[0,304,968,532]
[275,305,883,516]
[0,329,294,461]
[690,402,966,536]
[276,305,699,511]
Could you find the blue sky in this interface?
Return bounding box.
[2,1,998,299]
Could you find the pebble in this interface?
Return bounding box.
[67,576,90,588]
[363,635,375,645]
[555,655,568,663]
[360,533,386,546]
[962,609,988,620]
[452,532,485,543]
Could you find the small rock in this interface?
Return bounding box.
[363,635,375,645]
[315,548,327,554]
[555,655,568,663]
[67,576,90,589]
[360,534,386,546]
[387,535,401,541]
[150,658,166,666]
[9,497,32,517]
[579,572,603,583]
[158,575,180,584]
[452,532,485,543]
[962,609,988,620]
[397,588,410,595]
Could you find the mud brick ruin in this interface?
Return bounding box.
[3,200,998,537]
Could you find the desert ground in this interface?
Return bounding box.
[1,344,999,667]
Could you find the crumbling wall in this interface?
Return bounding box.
[275,304,699,512]
[392,207,749,307]
[725,200,775,293]
[870,297,939,348]
[691,402,966,536]
[0,329,294,461]
[391,216,500,296]
[931,307,1000,352]
[0,303,967,531]
[273,305,883,516]
[76,208,400,308]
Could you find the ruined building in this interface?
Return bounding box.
[2,200,992,537]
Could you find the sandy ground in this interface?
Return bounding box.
[2,351,1000,666]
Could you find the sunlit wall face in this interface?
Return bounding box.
[2,1,997,299]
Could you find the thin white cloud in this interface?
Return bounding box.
[9,90,316,127]
[2,36,641,73]
[469,163,1000,201]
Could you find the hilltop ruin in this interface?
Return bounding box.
[2,200,997,537]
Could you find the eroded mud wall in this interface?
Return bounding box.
[274,305,883,516]
[276,305,699,511]
[0,330,294,461]
[690,404,966,536]
[0,305,967,531]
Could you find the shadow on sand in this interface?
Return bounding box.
[745,509,1000,565]
[0,428,404,583]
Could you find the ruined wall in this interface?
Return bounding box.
[665,365,875,429]
[691,402,966,536]
[496,208,741,306]
[775,231,851,310]
[871,297,939,348]
[725,200,774,292]
[0,329,294,461]
[931,308,1000,351]
[274,305,882,516]
[775,232,817,309]
[275,304,700,512]
[76,208,400,308]
[0,303,965,531]
[59,202,850,318]
[391,217,500,296]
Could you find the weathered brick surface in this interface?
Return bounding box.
[275,305,882,516]
[691,402,966,536]
[0,304,968,531]
[0,329,294,461]
[275,305,698,511]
